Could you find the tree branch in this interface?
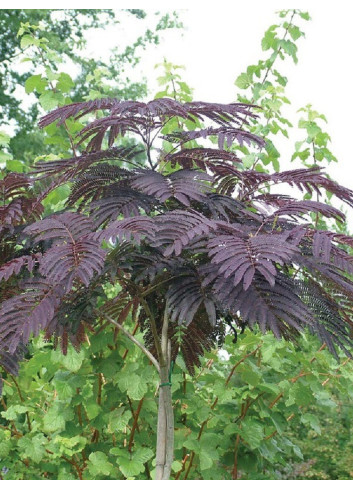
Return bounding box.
[99,312,160,373]
[128,397,144,452]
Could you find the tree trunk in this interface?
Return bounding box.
[155,364,174,480]
[155,309,174,480]
[163,383,174,479]
[155,376,167,480]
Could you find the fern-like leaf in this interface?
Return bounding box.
[24,213,105,288]
[0,254,41,282]
[90,190,157,226]
[166,269,216,326]
[0,279,63,353]
[32,146,144,179]
[165,148,242,170]
[67,164,133,209]
[96,216,156,245]
[162,126,264,149]
[153,210,218,256]
[207,233,298,290]
[24,212,94,243]
[131,169,212,206]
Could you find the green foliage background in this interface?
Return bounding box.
[0,8,352,480]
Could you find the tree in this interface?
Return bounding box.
[0,9,182,162]
[1,91,353,479]
[1,8,353,481]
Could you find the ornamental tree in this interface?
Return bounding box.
[1,97,353,479]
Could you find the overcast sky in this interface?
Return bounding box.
[83,4,352,192]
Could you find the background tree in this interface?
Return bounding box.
[0,9,181,163]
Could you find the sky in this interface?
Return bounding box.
[81,4,353,221]
[5,3,353,220]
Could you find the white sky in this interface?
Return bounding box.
[4,3,353,220]
[82,4,353,220]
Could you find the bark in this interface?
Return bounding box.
[155,379,167,480]
[155,364,174,480]
[155,309,174,480]
[162,380,174,480]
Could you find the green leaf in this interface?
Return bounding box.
[56,381,74,399]
[88,451,113,476]
[53,372,74,399]
[154,90,168,99]
[84,401,102,420]
[0,150,12,163]
[25,74,47,94]
[58,468,76,480]
[293,443,304,460]
[242,153,256,169]
[235,73,252,89]
[0,434,11,457]
[266,99,282,112]
[52,435,87,456]
[288,25,302,41]
[239,366,262,387]
[183,437,199,452]
[261,25,278,51]
[286,383,314,407]
[278,39,298,62]
[108,409,132,432]
[6,160,24,172]
[269,412,287,435]
[1,404,28,420]
[39,91,57,111]
[299,12,310,20]
[0,131,11,147]
[177,80,192,94]
[199,449,214,471]
[116,456,144,478]
[199,435,220,471]
[239,418,264,448]
[133,447,154,464]
[237,332,261,350]
[39,91,64,111]
[117,372,148,400]
[43,404,67,433]
[301,413,321,434]
[52,346,85,372]
[265,140,280,159]
[272,158,280,172]
[56,73,74,92]
[171,460,183,472]
[43,184,70,206]
[20,34,40,49]
[18,434,47,463]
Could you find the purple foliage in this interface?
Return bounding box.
[1,96,353,376]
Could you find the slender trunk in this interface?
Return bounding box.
[155,363,174,480]
[155,380,167,480]
[163,386,174,479]
[155,310,174,480]
[161,359,174,480]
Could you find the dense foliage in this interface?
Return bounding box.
[0,9,181,162]
[1,330,352,480]
[2,96,353,372]
[1,9,353,480]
